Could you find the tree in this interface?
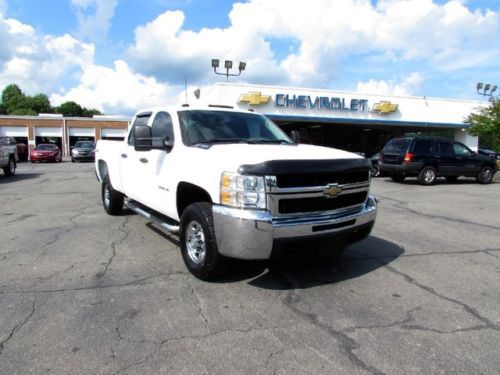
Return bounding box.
[466,98,500,152]
[1,84,28,114]
[29,94,52,114]
[55,101,84,117]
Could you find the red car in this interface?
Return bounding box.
[30,144,62,162]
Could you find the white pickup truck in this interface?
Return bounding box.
[95,106,377,280]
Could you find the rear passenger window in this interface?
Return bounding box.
[413,140,433,153]
[437,142,453,155]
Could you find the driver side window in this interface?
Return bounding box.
[452,142,472,157]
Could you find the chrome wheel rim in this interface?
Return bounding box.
[481,168,492,182]
[104,185,111,207]
[424,169,435,183]
[185,220,206,264]
[9,160,15,174]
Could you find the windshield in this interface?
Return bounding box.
[178,110,293,146]
[35,144,57,150]
[74,141,95,149]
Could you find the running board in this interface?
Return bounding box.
[125,200,180,234]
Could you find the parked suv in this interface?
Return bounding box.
[379,136,496,185]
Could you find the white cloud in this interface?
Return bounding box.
[50,60,178,114]
[0,17,94,94]
[356,72,424,96]
[125,0,500,89]
[70,0,118,43]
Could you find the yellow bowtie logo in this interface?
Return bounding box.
[238,92,271,106]
[372,101,398,114]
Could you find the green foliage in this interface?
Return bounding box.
[466,98,500,152]
[55,101,84,117]
[0,83,103,117]
[10,108,38,116]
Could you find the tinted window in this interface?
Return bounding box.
[452,142,472,157]
[128,114,151,146]
[437,141,453,154]
[74,141,95,149]
[151,112,174,148]
[413,140,433,154]
[382,138,411,154]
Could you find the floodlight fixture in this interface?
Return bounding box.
[477,81,498,97]
[211,58,247,81]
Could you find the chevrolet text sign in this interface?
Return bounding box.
[275,94,369,112]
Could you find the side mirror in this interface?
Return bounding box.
[134,125,152,151]
[152,136,173,150]
[290,130,301,144]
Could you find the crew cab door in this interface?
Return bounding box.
[142,111,176,213]
[119,112,152,201]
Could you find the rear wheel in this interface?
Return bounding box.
[418,166,437,185]
[3,157,16,176]
[101,181,124,215]
[391,175,405,182]
[477,166,494,184]
[180,202,224,280]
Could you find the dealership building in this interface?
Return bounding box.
[0,114,129,158]
[0,82,484,159]
[199,83,484,156]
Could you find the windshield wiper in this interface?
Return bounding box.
[247,139,292,144]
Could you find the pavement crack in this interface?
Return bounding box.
[378,195,500,231]
[276,272,385,375]
[0,299,36,356]
[383,264,499,331]
[96,217,130,280]
[187,279,210,328]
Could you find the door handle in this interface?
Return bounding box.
[139,158,148,163]
[121,153,127,158]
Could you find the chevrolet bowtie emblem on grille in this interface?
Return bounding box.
[372,101,398,114]
[323,184,342,198]
[238,92,271,106]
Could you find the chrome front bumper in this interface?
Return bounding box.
[212,195,377,260]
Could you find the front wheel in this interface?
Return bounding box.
[180,202,225,280]
[418,166,437,185]
[3,157,16,176]
[477,166,494,184]
[101,181,124,215]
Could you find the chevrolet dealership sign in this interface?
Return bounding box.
[238,91,399,114]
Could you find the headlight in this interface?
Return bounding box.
[72,149,78,155]
[220,172,266,209]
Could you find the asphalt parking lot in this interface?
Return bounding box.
[1,161,499,374]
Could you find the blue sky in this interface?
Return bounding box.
[0,0,499,114]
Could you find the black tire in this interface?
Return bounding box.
[391,175,405,182]
[445,176,458,183]
[476,166,494,184]
[71,158,75,163]
[180,202,224,280]
[3,157,16,177]
[101,181,124,215]
[371,165,381,177]
[417,166,437,185]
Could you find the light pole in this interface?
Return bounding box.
[211,59,246,81]
[476,82,497,97]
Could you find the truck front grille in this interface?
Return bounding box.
[278,192,368,214]
[276,171,369,188]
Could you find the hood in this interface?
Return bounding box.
[182,143,364,173]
